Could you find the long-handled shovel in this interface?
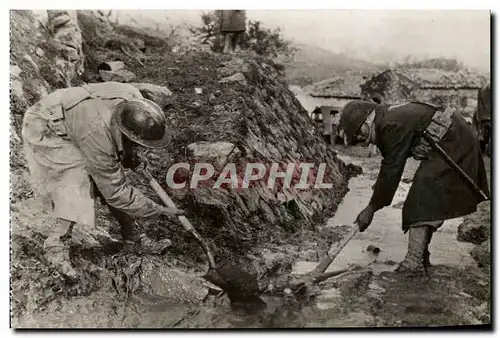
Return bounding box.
[138,155,264,304]
[285,226,359,293]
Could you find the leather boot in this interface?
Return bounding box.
[109,206,171,255]
[396,226,430,275]
[44,219,78,281]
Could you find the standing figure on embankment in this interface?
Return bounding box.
[339,100,489,274]
[219,10,247,54]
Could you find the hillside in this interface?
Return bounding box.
[283,43,381,86]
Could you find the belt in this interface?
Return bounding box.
[411,105,454,160]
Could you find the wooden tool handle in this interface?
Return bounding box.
[147,176,194,231]
[144,169,216,268]
[312,226,359,275]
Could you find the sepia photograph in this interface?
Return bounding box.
[8,6,492,329]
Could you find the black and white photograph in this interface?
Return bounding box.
[8,5,493,329]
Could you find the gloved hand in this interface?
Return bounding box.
[159,206,185,223]
[355,205,375,232]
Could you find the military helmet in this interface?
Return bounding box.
[339,100,377,145]
[112,99,170,149]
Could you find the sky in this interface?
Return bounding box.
[115,9,490,71]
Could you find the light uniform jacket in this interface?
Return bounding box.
[22,82,162,227]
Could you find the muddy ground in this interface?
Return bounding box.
[12,145,491,328]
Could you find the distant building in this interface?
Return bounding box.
[360,68,488,121]
[293,73,373,144]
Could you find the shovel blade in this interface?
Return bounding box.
[203,261,264,305]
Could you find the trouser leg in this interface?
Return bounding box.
[397,220,443,273]
[106,199,171,254]
[107,205,140,242]
[222,33,232,54]
[232,31,243,52]
[397,226,429,273]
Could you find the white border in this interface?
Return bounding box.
[3,1,497,336]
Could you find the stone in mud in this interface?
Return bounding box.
[137,259,209,303]
[99,69,137,83]
[10,66,24,101]
[301,249,319,262]
[219,72,247,84]
[129,82,173,109]
[187,141,241,169]
[367,245,381,254]
[50,13,72,28]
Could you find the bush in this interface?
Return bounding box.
[190,11,296,58]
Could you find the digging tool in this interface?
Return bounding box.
[422,131,489,201]
[137,154,264,304]
[285,225,359,293]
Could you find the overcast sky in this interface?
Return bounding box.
[116,9,491,71]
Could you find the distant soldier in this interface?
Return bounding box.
[473,83,491,157]
[219,10,247,54]
[340,100,489,274]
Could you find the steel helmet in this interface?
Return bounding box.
[339,100,377,145]
[112,99,170,149]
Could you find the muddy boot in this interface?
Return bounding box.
[395,226,430,276]
[137,235,172,255]
[44,219,78,281]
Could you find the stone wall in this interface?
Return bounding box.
[360,70,418,105]
[413,88,478,120]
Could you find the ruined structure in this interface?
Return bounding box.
[360,68,488,121]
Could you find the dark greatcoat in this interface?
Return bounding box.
[367,102,490,231]
[220,10,246,33]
